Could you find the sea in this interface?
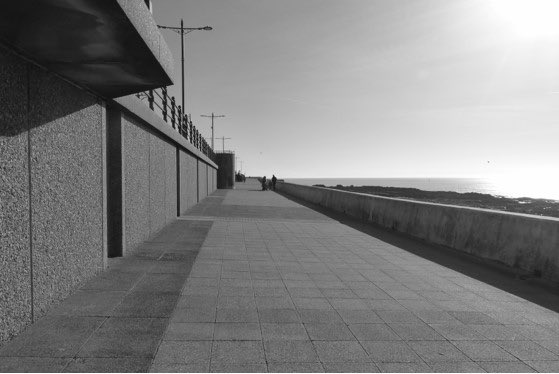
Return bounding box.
[284,177,559,201]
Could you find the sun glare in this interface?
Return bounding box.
[490,0,559,39]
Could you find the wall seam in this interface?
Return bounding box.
[26,64,34,322]
[148,133,152,235]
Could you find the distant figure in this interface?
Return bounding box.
[261,176,267,191]
[272,175,277,191]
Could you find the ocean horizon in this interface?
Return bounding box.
[284,177,559,201]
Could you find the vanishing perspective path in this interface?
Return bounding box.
[2,178,559,372]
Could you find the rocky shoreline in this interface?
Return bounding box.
[313,184,559,219]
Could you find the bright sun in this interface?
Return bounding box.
[490,0,559,38]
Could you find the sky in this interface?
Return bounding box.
[152,0,559,181]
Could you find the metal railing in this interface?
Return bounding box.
[136,87,216,162]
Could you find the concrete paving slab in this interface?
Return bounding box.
[262,323,310,340]
[163,322,215,341]
[77,317,166,358]
[376,362,432,372]
[360,341,422,363]
[0,316,105,357]
[269,362,325,372]
[149,362,210,373]
[170,307,216,323]
[211,341,266,364]
[348,323,402,341]
[0,357,71,372]
[264,340,319,363]
[49,290,127,316]
[153,341,211,365]
[427,361,486,372]
[214,323,262,340]
[304,323,356,341]
[63,357,152,372]
[111,292,178,317]
[495,340,559,360]
[452,340,518,362]
[210,362,268,372]
[477,361,536,372]
[313,341,370,363]
[407,340,473,363]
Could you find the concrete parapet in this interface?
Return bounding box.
[277,182,559,282]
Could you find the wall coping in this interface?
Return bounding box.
[112,95,218,169]
[279,182,559,223]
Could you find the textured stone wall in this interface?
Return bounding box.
[0,49,32,343]
[121,115,178,252]
[122,115,150,253]
[1,45,218,345]
[179,150,198,214]
[0,48,106,342]
[29,67,105,318]
[198,159,208,200]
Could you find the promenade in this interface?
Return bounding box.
[2,178,559,372]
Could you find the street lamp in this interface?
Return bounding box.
[158,20,212,114]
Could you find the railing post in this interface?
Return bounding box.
[189,121,192,143]
[183,115,188,140]
[148,89,154,110]
[162,87,168,122]
[177,105,182,134]
[171,97,176,129]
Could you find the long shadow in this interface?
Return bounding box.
[276,190,559,314]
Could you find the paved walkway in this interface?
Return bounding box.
[3,178,559,372]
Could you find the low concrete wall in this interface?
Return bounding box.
[277,182,559,282]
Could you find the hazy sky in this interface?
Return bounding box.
[153,0,559,179]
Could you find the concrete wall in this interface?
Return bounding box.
[1,46,218,345]
[198,159,208,201]
[179,150,199,214]
[277,182,559,282]
[0,48,106,342]
[119,115,179,254]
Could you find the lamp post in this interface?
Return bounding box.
[157,21,212,114]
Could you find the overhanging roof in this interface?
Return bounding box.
[0,0,174,98]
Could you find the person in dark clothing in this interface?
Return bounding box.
[261,176,267,191]
[271,175,277,191]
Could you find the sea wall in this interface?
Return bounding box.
[277,182,559,282]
